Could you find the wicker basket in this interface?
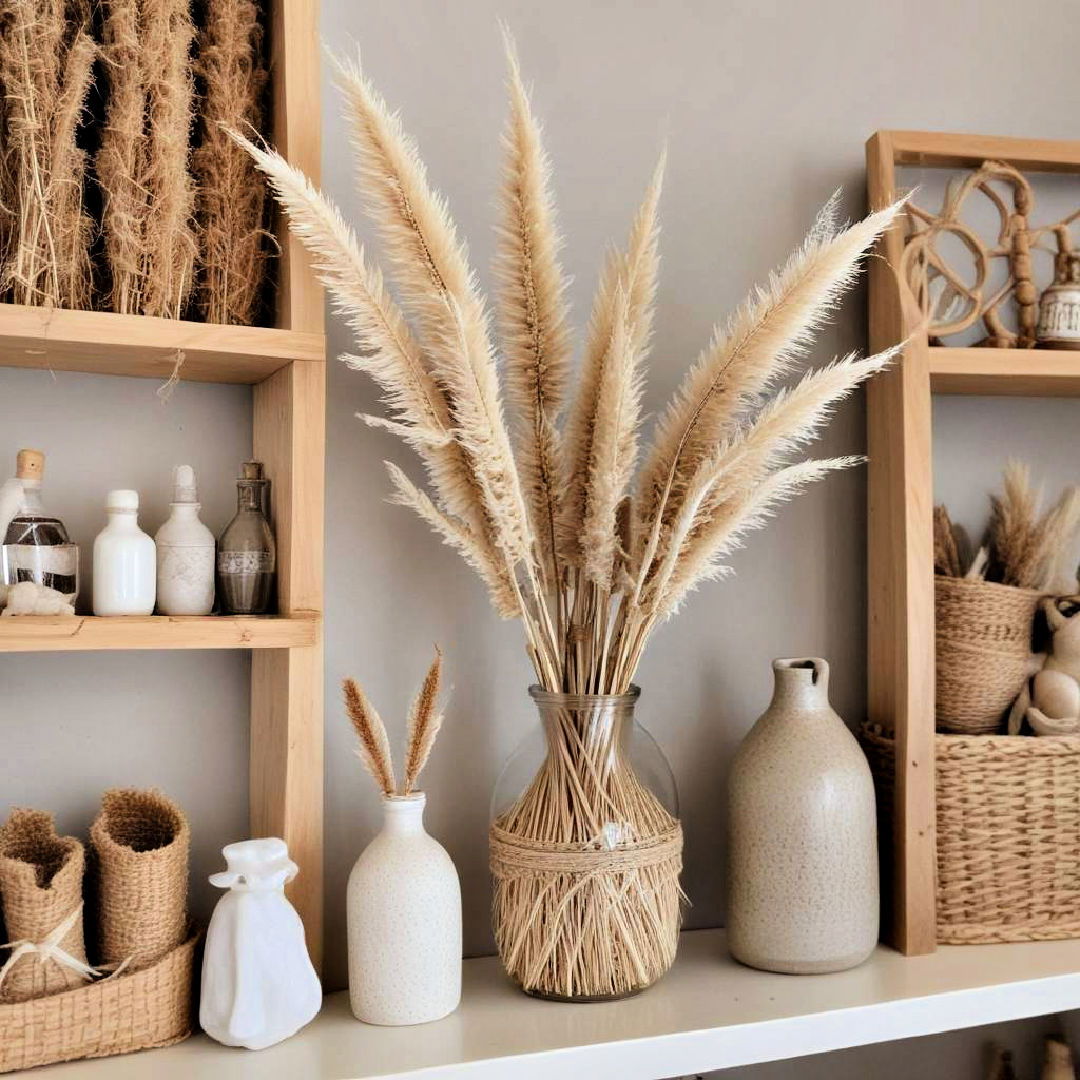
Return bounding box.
[935,576,1041,734]
[863,725,1080,943]
[0,933,197,1073]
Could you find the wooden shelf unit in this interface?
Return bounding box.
[0,0,326,967]
[866,130,1080,956]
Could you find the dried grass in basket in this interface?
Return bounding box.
[90,789,189,970]
[935,576,1041,734]
[863,725,1080,944]
[0,809,88,1003]
[0,933,197,1073]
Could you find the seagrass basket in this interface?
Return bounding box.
[863,725,1080,943]
[0,933,197,1073]
[935,576,1042,734]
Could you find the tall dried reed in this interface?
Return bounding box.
[98,0,197,317]
[0,0,95,309]
[237,37,903,1000]
[193,0,268,325]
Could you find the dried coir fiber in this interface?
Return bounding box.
[0,809,88,1003]
[89,789,189,970]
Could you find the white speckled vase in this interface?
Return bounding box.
[346,793,462,1025]
[727,657,879,974]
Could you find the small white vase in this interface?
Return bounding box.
[200,837,322,1050]
[727,657,879,974]
[347,793,462,1025]
[92,489,155,616]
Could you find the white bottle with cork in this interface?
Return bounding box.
[155,466,215,616]
[92,490,156,616]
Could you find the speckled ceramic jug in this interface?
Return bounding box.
[726,658,878,974]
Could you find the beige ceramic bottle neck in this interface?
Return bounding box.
[382,794,427,835]
[768,658,830,712]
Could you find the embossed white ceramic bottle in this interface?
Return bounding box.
[155,466,215,616]
[727,657,879,974]
[347,793,461,1025]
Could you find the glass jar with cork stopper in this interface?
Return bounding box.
[217,461,276,615]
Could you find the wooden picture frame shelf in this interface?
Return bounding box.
[866,130,1080,956]
[0,0,326,968]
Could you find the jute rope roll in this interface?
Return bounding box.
[935,576,1041,734]
[0,809,88,1004]
[863,725,1080,944]
[90,789,189,970]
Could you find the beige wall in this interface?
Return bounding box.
[3,0,1079,1075]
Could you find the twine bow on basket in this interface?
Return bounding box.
[0,903,100,990]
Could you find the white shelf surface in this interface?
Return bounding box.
[35,928,1080,1080]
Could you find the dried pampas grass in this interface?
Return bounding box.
[193,0,269,325]
[343,648,446,798]
[242,33,903,1000]
[0,0,95,309]
[98,0,197,317]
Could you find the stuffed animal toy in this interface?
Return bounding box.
[1009,595,1080,736]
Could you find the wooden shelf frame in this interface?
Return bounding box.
[866,130,1080,957]
[0,0,326,967]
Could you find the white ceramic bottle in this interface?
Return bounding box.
[727,657,879,974]
[200,838,322,1050]
[155,466,215,616]
[92,489,156,616]
[347,793,462,1025]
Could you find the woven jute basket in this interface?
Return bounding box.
[90,789,189,970]
[935,576,1041,734]
[0,809,88,1004]
[863,725,1080,943]
[0,933,197,1073]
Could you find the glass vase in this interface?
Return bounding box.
[490,686,682,1002]
[217,462,275,615]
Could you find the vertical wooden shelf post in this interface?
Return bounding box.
[251,0,325,968]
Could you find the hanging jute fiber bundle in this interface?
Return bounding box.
[193,0,270,326]
[90,789,189,970]
[935,576,1042,734]
[0,809,89,1004]
[0,0,96,309]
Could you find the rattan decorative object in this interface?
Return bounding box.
[934,576,1041,734]
[901,159,1080,347]
[864,726,1080,944]
[0,934,197,1073]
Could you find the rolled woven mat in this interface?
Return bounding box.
[0,809,89,1004]
[90,789,189,970]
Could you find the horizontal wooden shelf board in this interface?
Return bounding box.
[0,304,325,385]
[930,346,1080,396]
[32,929,1080,1080]
[882,130,1080,172]
[0,613,320,652]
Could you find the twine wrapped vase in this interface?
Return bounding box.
[0,809,89,1003]
[490,687,682,1002]
[90,789,189,970]
[935,576,1041,734]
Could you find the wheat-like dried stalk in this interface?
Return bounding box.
[193,0,268,325]
[402,647,444,794]
[0,0,95,308]
[934,504,962,577]
[343,677,397,798]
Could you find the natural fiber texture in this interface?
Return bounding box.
[864,726,1080,944]
[0,0,95,308]
[343,677,397,797]
[193,0,269,325]
[0,809,87,1003]
[935,576,1041,734]
[89,789,189,970]
[0,933,196,1073]
[97,0,197,316]
[490,690,683,1000]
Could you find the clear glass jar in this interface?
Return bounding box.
[490,686,682,1002]
[217,462,276,615]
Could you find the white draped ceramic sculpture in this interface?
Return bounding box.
[200,838,321,1050]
